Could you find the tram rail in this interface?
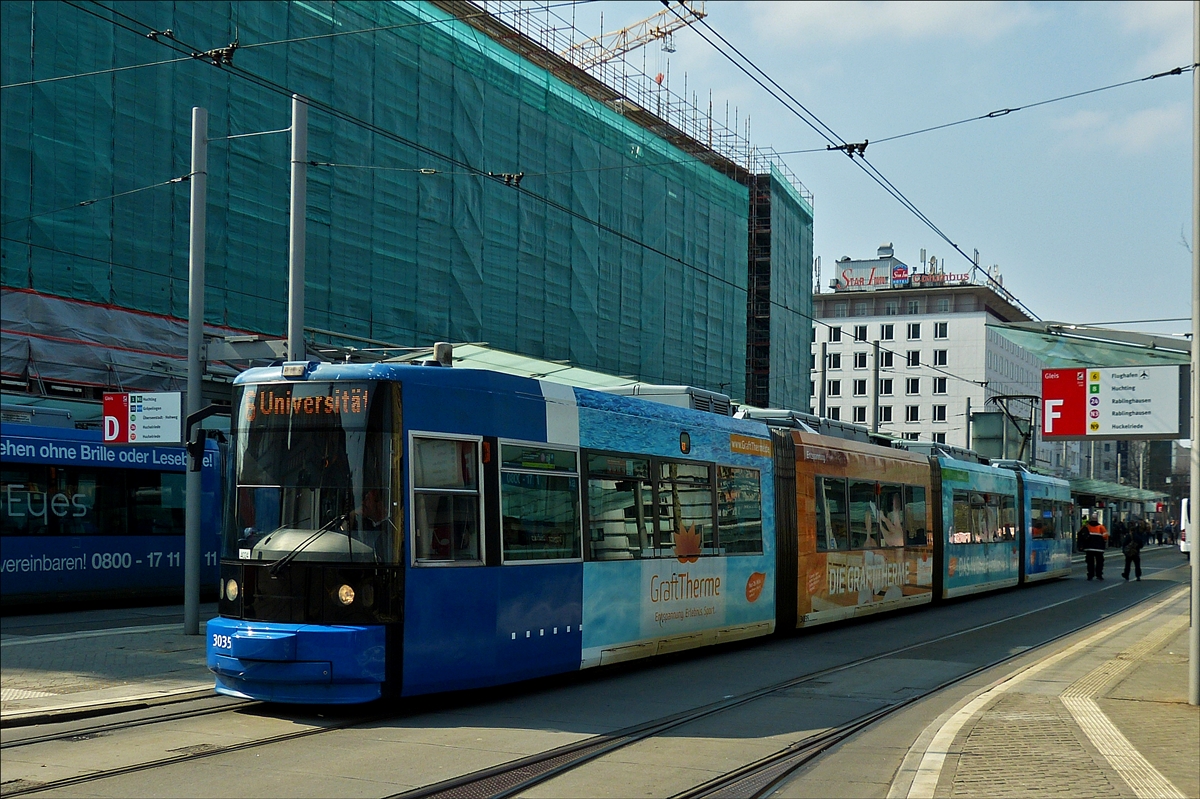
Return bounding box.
[387,576,1183,799]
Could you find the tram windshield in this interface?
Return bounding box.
[224,380,399,564]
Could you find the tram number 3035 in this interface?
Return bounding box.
[212,634,233,650]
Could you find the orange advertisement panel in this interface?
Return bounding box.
[789,430,934,626]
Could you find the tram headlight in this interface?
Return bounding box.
[225,579,239,602]
[337,584,355,606]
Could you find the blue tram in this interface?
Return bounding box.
[205,360,1071,703]
[0,420,223,607]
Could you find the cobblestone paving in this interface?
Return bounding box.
[948,693,1132,798]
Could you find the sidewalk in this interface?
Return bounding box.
[912,584,1199,798]
[0,604,219,726]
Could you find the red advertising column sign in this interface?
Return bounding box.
[1041,368,1087,437]
[103,392,130,443]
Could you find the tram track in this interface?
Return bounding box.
[386,575,1184,799]
[0,560,1184,798]
[0,703,387,798]
[0,695,252,751]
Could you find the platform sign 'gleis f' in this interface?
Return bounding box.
[1042,365,1185,440]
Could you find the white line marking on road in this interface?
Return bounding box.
[0,622,199,647]
[1060,615,1189,799]
[890,586,1188,799]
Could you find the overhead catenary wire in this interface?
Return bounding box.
[1,1,594,91]
[56,0,991,394]
[671,4,1043,322]
[774,62,1199,155]
[0,174,193,227]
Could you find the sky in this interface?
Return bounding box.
[571,1,1195,337]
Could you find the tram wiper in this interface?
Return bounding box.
[267,514,348,577]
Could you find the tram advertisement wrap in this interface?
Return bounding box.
[580,556,774,664]
[0,536,218,597]
[799,548,933,621]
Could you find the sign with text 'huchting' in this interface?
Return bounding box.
[1041,366,1188,440]
[103,392,182,444]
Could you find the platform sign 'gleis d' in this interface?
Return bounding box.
[103,391,182,444]
[1041,365,1185,440]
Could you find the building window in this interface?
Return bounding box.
[936,298,950,313]
[934,321,948,338]
[854,352,868,369]
[829,353,842,369]
[878,406,892,423]
[906,405,920,422]
[903,432,920,441]
[854,325,868,342]
[907,323,921,340]
[880,324,894,341]
[853,406,867,424]
[933,405,947,422]
[810,352,816,370]
[907,350,920,367]
[853,379,868,396]
[828,380,841,397]
[830,326,842,343]
[885,301,898,316]
[833,302,848,317]
[879,378,893,396]
[828,406,841,420]
[1104,460,1111,470]
[933,349,948,366]
[933,377,947,395]
[880,351,894,368]
[906,378,920,395]
[907,300,920,314]
[854,302,870,317]
[1104,443,1111,452]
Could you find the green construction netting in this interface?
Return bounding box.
[767,163,813,411]
[1,0,775,397]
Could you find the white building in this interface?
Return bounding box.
[809,244,1087,476]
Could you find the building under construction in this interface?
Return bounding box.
[1,1,814,409]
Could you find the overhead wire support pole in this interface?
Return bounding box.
[288,95,308,362]
[184,106,207,636]
[1189,0,1199,708]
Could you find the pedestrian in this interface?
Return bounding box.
[1122,521,1144,581]
[1083,516,1109,581]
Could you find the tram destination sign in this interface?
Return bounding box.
[1041,365,1188,440]
[103,391,182,444]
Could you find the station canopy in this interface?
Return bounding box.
[1068,478,1167,503]
[987,322,1190,368]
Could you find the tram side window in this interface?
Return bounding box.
[998,495,1018,541]
[586,454,652,560]
[500,445,581,562]
[657,461,715,556]
[950,490,1016,543]
[848,480,885,549]
[717,467,763,554]
[904,486,929,546]
[950,490,974,544]
[1031,498,1058,539]
[876,484,906,547]
[814,476,848,551]
[411,437,480,563]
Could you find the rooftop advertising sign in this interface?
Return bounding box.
[1041,366,1187,440]
[831,262,971,292]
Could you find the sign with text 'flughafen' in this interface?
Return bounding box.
[1041,365,1188,440]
